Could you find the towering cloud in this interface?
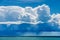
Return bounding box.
[34,4,51,23]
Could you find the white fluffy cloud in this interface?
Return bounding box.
[0,4,59,26]
[0,4,50,24]
[48,13,60,28]
[34,4,50,22]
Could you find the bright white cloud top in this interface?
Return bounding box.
[0,4,59,25]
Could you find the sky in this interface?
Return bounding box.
[0,0,60,14]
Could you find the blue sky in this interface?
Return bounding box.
[0,0,60,13]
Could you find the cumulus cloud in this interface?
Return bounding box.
[49,13,60,25]
[0,4,51,24]
[34,4,51,22]
[48,13,60,29]
[0,4,60,28]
